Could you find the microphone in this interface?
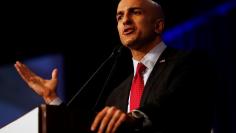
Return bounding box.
[66,45,123,107]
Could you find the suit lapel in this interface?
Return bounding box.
[120,75,133,112]
[140,48,173,106]
[106,74,133,112]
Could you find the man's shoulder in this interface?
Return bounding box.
[164,47,208,62]
[161,47,192,62]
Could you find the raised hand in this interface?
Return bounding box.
[14,61,59,104]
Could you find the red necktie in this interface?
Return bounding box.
[129,63,146,112]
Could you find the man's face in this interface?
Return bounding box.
[116,0,158,48]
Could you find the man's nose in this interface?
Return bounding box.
[122,14,132,25]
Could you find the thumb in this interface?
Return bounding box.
[52,68,58,80]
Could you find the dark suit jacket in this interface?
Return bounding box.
[106,47,214,133]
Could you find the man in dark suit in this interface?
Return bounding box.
[15,0,214,132]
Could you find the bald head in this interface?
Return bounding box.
[117,0,164,21]
[148,0,164,19]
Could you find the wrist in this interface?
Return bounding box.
[43,93,58,104]
[128,110,145,130]
[129,110,145,121]
[128,110,152,131]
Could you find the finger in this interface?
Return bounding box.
[15,61,37,83]
[98,107,116,133]
[15,63,29,82]
[91,107,109,131]
[20,63,38,80]
[15,61,30,76]
[21,63,33,75]
[15,61,22,66]
[52,68,58,80]
[15,62,23,73]
[106,109,122,133]
[15,61,23,70]
[112,113,127,133]
[16,61,27,71]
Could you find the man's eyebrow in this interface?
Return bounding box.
[129,7,142,10]
[117,7,143,16]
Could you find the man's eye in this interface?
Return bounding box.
[133,11,142,15]
[117,16,122,21]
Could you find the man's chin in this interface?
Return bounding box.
[121,39,136,47]
[122,42,134,48]
[124,43,141,50]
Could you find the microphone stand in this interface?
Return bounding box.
[66,45,123,107]
[90,47,121,113]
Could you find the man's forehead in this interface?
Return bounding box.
[117,0,145,12]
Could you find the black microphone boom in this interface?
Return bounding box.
[90,46,123,112]
[66,45,123,107]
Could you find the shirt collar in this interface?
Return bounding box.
[133,41,167,74]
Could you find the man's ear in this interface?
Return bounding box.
[154,19,165,34]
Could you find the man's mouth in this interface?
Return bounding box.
[123,27,135,35]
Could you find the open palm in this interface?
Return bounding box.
[14,61,58,103]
